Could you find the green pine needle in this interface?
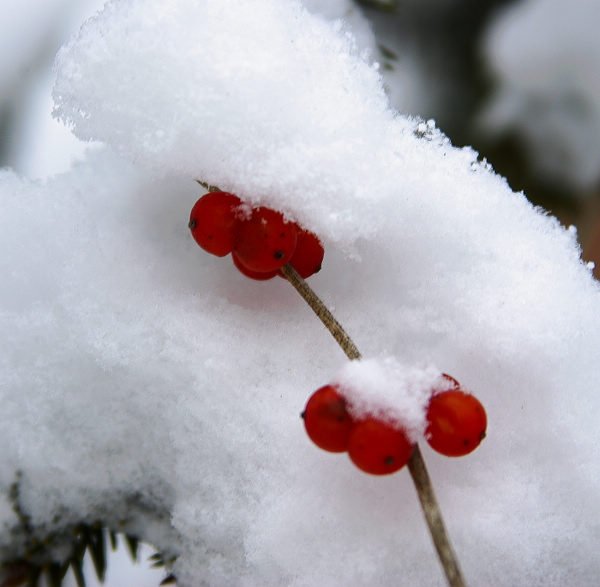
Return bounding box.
[124,534,139,562]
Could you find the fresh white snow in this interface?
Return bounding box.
[2,1,600,585]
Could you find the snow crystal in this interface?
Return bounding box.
[1,0,600,585]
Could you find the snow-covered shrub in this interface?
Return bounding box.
[2,1,599,585]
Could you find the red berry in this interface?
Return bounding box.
[425,390,487,457]
[303,385,354,453]
[232,252,278,280]
[189,192,242,257]
[348,417,414,475]
[278,226,324,279]
[234,207,298,272]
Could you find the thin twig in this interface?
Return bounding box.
[279,264,361,360]
[280,262,466,587]
[195,179,222,192]
[407,445,466,587]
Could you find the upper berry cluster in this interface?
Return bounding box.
[189,191,324,280]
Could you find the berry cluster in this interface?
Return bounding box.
[303,375,487,476]
[189,191,324,280]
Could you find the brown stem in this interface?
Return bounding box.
[279,264,361,360]
[195,179,222,192]
[408,446,466,587]
[280,262,466,587]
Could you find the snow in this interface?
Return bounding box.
[334,357,442,439]
[2,0,600,585]
[480,0,600,190]
[52,0,392,249]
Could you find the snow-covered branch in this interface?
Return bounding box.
[2,1,600,584]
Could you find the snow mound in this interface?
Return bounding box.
[0,1,598,585]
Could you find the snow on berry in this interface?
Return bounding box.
[333,357,444,441]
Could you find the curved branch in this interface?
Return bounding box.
[280,262,466,587]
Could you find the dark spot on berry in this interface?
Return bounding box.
[384,456,395,466]
[274,251,284,259]
[463,439,470,446]
[300,411,305,419]
[314,263,322,273]
[188,219,196,229]
[479,430,486,441]
[280,232,285,238]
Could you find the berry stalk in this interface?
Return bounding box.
[279,262,466,587]
[407,444,466,587]
[279,263,361,360]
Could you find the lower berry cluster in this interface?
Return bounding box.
[189,191,324,280]
[302,375,487,476]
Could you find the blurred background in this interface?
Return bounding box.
[1,0,598,584]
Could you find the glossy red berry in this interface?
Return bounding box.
[233,207,298,272]
[303,385,354,453]
[232,252,278,280]
[348,417,414,475]
[278,226,324,279]
[189,192,242,257]
[425,389,487,457]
